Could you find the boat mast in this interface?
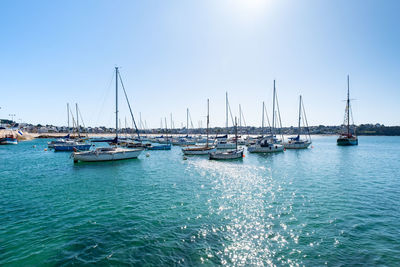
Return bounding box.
[262,101,265,136]
[170,113,173,131]
[347,75,350,136]
[239,104,242,129]
[76,103,80,138]
[164,117,168,143]
[206,99,209,148]
[186,108,189,136]
[298,95,302,137]
[226,92,228,133]
[235,117,238,150]
[115,67,119,139]
[272,80,276,136]
[67,103,70,133]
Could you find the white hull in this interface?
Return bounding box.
[216,142,237,149]
[182,146,216,155]
[248,144,284,153]
[73,147,143,162]
[284,141,311,149]
[0,140,18,145]
[209,149,244,160]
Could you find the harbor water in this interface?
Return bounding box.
[1,136,399,265]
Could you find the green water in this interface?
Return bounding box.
[1,136,399,266]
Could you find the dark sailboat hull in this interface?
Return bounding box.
[337,137,358,146]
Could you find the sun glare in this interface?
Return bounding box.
[229,0,271,21]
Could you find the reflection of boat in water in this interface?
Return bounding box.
[337,75,358,146]
[284,95,312,149]
[73,67,143,163]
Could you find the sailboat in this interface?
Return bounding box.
[337,75,358,146]
[248,80,284,153]
[148,117,172,150]
[183,99,217,155]
[72,67,143,162]
[54,103,92,151]
[216,92,236,149]
[284,95,312,149]
[210,117,243,160]
[48,103,73,148]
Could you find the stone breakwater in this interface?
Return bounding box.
[0,129,34,140]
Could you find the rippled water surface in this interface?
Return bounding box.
[1,136,400,266]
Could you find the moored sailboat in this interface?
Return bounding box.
[284,95,312,149]
[72,67,143,162]
[210,117,243,160]
[183,99,217,155]
[337,75,358,146]
[248,80,284,153]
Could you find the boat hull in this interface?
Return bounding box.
[248,144,284,153]
[284,141,311,149]
[209,149,244,160]
[0,138,18,145]
[54,144,92,151]
[216,142,237,149]
[147,144,172,150]
[182,147,216,155]
[73,148,143,162]
[337,137,358,146]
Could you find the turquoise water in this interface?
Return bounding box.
[1,136,399,266]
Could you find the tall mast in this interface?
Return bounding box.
[298,95,302,136]
[272,80,276,136]
[186,108,189,136]
[235,117,238,150]
[226,92,228,131]
[239,104,242,128]
[76,103,80,137]
[115,67,119,139]
[164,117,168,143]
[262,101,265,136]
[347,75,350,136]
[206,99,209,148]
[67,103,69,132]
[170,113,173,131]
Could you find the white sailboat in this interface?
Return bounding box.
[210,117,243,160]
[216,92,236,149]
[284,95,312,149]
[183,99,217,155]
[73,67,143,163]
[248,80,284,153]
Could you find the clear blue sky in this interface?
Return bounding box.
[0,0,399,128]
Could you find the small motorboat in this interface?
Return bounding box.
[0,135,18,145]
